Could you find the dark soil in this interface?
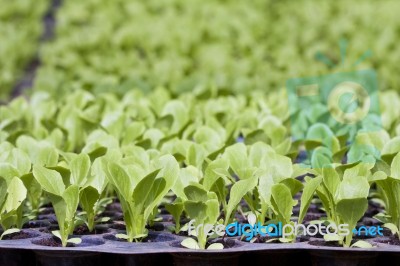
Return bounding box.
[178,230,189,237]
[308,239,342,247]
[161,214,173,222]
[37,214,57,224]
[99,211,122,220]
[109,222,126,230]
[303,213,325,223]
[243,235,281,243]
[104,233,175,243]
[365,201,382,218]
[210,238,237,248]
[33,237,76,247]
[105,202,122,213]
[39,207,54,215]
[23,220,51,229]
[240,234,309,244]
[73,225,109,235]
[146,222,165,231]
[374,235,400,246]
[1,231,37,240]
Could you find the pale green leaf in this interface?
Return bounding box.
[207,243,224,250]
[225,176,258,223]
[391,153,400,179]
[116,234,129,240]
[67,238,82,245]
[4,177,27,212]
[351,240,373,248]
[323,233,342,242]
[383,223,399,235]
[33,165,65,196]
[181,238,200,249]
[298,176,322,223]
[70,153,91,186]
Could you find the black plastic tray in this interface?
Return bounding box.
[1,227,400,266]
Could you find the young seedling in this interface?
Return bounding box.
[373,152,400,239]
[0,176,27,232]
[299,164,372,247]
[33,165,81,247]
[165,198,184,234]
[104,154,179,242]
[181,184,222,250]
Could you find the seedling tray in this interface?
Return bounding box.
[1,226,400,266]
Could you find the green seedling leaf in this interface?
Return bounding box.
[133,169,164,218]
[132,234,147,240]
[391,153,400,179]
[106,162,133,201]
[225,176,258,225]
[278,238,293,243]
[80,186,100,231]
[298,176,322,224]
[369,171,387,182]
[244,129,269,145]
[70,153,91,186]
[165,198,184,234]
[258,171,273,205]
[383,223,399,235]
[63,185,80,223]
[0,179,7,212]
[205,199,220,226]
[116,234,129,240]
[174,166,201,199]
[67,238,82,245]
[96,217,111,223]
[88,147,108,161]
[20,173,42,211]
[37,146,59,167]
[152,217,162,222]
[207,243,224,250]
[323,233,342,242]
[184,184,209,202]
[271,183,295,223]
[184,201,207,224]
[224,143,251,179]
[336,198,368,247]
[33,165,65,196]
[338,176,369,200]
[90,158,109,193]
[280,178,303,197]
[0,228,20,240]
[0,163,20,183]
[4,177,27,213]
[80,186,99,213]
[322,167,340,196]
[351,240,373,248]
[210,178,228,210]
[51,230,62,240]
[203,158,230,190]
[382,136,400,156]
[6,148,31,176]
[311,147,333,170]
[265,152,294,181]
[181,238,200,249]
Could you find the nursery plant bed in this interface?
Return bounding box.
[0,227,399,266]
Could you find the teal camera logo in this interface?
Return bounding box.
[286,41,382,167]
